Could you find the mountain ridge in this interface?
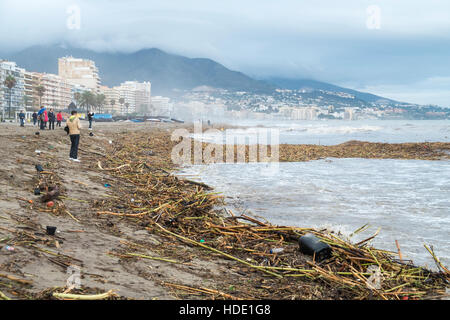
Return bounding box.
[3,44,403,104]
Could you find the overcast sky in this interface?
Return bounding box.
[1,0,450,106]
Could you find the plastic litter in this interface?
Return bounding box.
[46,226,57,236]
[270,248,284,254]
[299,233,332,262]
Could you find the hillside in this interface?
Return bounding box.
[4,45,275,96]
[4,44,404,105]
[267,77,395,104]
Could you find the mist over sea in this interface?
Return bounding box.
[182,119,450,269]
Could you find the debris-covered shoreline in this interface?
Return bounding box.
[0,122,448,300]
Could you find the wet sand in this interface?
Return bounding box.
[0,121,243,300]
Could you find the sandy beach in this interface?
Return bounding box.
[0,121,448,300]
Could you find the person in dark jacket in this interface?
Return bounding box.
[87,112,94,129]
[32,112,38,126]
[48,109,56,130]
[19,110,25,127]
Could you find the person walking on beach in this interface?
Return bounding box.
[87,111,94,129]
[66,110,82,162]
[18,110,25,127]
[32,111,38,126]
[38,106,46,130]
[56,111,63,127]
[43,109,48,129]
[48,109,55,130]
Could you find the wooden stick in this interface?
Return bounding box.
[124,252,180,264]
[395,240,403,263]
[164,282,242,300]
[153,223,283,278]
[53,290,118,300]
[0,290,11,300]
[0,273,33,285]
[424,245,450,274]
[65,210,80,222]
[97,202,170,217]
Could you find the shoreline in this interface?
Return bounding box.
[0,121,448,300]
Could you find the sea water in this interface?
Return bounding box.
[182,120,450,269]
[195,119,450,145]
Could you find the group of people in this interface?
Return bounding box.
[17,107,91,163]
[29,107,63,130]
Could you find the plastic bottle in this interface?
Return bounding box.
[270,248,284,254]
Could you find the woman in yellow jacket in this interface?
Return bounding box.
[66,110,82,162]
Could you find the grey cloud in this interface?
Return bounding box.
[1,0,450,105]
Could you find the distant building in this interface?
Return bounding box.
[278,106,318,120]
[344,108,355,120]
[0,60,25,117]
[100,85,121,114]
[38,73,73,110]
[58,56,101,92]
[23,71,36,108]
[113,81,151,115]
[151,96,173,117]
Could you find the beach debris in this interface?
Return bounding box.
[104,183,112,188]
[270,248,284,254]
[298,233,332,262]
[52,290,118,300]
[46,226,57,236]
[41,186,60,202]
[143,150,154,156]
[89,129,450,300]
[35,164,43,172]
[34,188,41,195]
[0,290,11,300]
[3,245,15,252]
[46,201,55,208]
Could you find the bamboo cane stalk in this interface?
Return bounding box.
[153,223,283,278]
[53,290,118,300]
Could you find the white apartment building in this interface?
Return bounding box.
[151,96,173,117]
[114,81,151,115]
[58,56,101,92]
[0,60,25,119]
[39,73,73,110]
[279,106,318,120]
[344,108,356,120]
[100,85,121,114]
[24,71,35,108]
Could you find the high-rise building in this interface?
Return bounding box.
[100,85,121,114]
[114,81,151,115]
[39,73,73,110]
[151,96,173,116]
[24,71,35,108]
[58,56,101,92]
[0,60,25,118]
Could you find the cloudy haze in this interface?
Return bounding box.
[1,0,450,106]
